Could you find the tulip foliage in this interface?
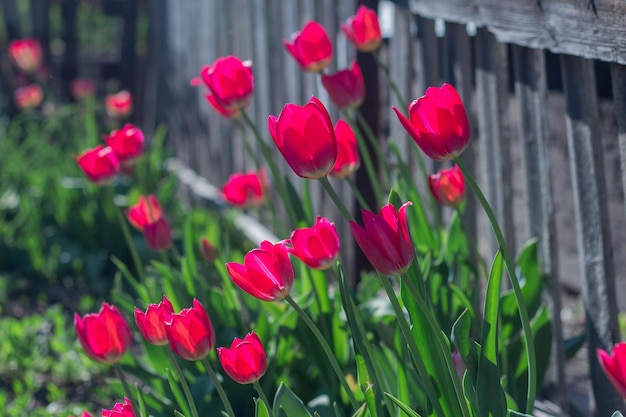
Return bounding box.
[50,5,573,417]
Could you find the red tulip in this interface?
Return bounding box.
[393,83,470,161]
[105,124,145,165]
[598,343,626,398]
[76,145,120,184]
[289,216,340,270]
[134,296,175,346]
[127,195,164,231]
[330,119,361,179]
[71,78,96,100]
[102,398,134,417]
[200,237,219,263]
[204,94,242,119]
[105,90,133,118]
[283,21,333,72]
[127,195,172,251]
[217,331,267,384]
[165,299,216,361]
[8,38,42,73]
[349,202,414,276]
[341,6,382,52]
[226,240,294,301]
[195,55,253,113]
[13,84,43,110]
[221,170,266,208]
[428,165,465,208]
[268,96,337,179]
[321,61,365,110]
[74,303,132,364]
[67,411,93,417]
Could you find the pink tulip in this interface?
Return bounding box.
[283,21,333,72]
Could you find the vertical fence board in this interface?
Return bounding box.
[560,54,622,417]
[610,64,626,221]
[447,22,478,271]
[512,45,567,410]
[474,28,515,258]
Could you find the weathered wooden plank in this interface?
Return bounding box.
[512,45,567,410]
[447,21,478,273]
[611,64,626,223]
[1,0,21,40]
[474,28,516,257]
[407,0,626,65]
[560,54,623,416]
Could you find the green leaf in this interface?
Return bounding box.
[476,250,508,417]
[135,385,149,417]
[174,411,187,417]
[166,367,192,417]
[255,397,271,417]
[611,412,624,417]
[564,331,586,360]
[364,385,378,417]
[383,392,423,417]
[111,256,149,302]
[351,403,368,417]
[181,218,199,297]
[274,382,313,417]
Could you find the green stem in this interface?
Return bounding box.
[319,176,353,221]
[114,363,135,409]
[375,274,446,417]
[284,295,359,409]
[342,111,384,205]
[374,54,408,110]
[354,111,390,186]
[454,207,488,280]
[201,357,236,417]
[346,176,372,211]
[241,110,299,227]
[166,349,200,417]
[253,380,275,417]
[115,205,146,282]
[235,118,261,170]
[455,158,536,414]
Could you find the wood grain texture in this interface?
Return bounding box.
[560,54,622,416]
[408,0,626,64]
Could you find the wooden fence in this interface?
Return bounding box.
[147,0,626,415]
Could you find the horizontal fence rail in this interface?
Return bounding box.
[148,0,626,415]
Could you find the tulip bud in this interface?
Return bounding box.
[217,331,267,384]
[74,303,132,364]
[226,241,294,301]
[394,83,470,161]
[134,296,175,345]
[268,96,337,179]
[341,6,383,52]
[200,237,219,263]
[283,21,332,72]
[428,165,465,208]
[289,217,340,270]
[105,90,133,118]
[75,145,120,185]
[330,119,361,179]
[8,38,42,73]
[195,55,254,114]
[321,61,365,110]
[105,124,145,166]
[13,84,44,110]
[349,202,414,276]
[165,299,216,361]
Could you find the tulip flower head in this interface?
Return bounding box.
[76,145,120,185]
[289,216,340,270]
[350,202,414,276]
[428,165,465,208]
[597,343,626,398]
[217,331,268,384]
[105,90,133,118]
[165,299,216,360]
[13,84,44,110]
[393,83,470,161]
[8,38,42,73]
[74,303,132,364]
[268,96,337,179]
[200,237,219,263]
[226,240,294,301]
[194,55,254,114]
[341,6,383,52]
[221,169,266,208]
[102,397,134,417]
[105,124,145,166]
[127,195,172,251]
[134,296,175,346]
[283,21,333,72]
[71,78,96,100]
[330,119,361,179]
[321,61,365,110]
